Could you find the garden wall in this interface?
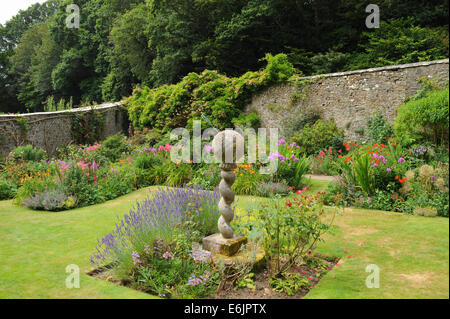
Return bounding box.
[0,102,127,156]
[245,59,449,140]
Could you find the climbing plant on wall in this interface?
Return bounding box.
[71,108,105,145]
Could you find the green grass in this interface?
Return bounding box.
[0,181,448,299]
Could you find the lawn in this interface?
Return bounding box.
[0,179,448,299]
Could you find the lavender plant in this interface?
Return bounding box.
[90,186,222,272]
[23,190,69,211]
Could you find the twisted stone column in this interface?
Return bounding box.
[211,129,244,240]
[218,163,237,238]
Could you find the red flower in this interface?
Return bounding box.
[395,176,399,180]
[285,200,292,207]
[399,177,407,183]
[345,155,351,162]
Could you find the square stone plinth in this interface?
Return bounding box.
[202,233,247,256]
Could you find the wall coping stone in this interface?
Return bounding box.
[289,59,449,81]
[0,101,122,119]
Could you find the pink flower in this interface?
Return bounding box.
[397,157,405,163]
[296,186,309,194]
[386,168,392,172]
[203,145,213,153]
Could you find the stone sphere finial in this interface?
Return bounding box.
[212,129,245,164]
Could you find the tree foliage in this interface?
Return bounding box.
[0,0,448,113]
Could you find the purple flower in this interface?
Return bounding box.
[89,187,222,267]
[372,163,378,167]
[397,157,405,163]
[386,168,392,172]
[132,251,142,266]
[277,139,286,146]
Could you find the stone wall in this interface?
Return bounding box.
[245,59,449,140]
[0,102,127,156]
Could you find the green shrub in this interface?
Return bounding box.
[291,119,344,155]
[367,112,393,143]
[126,53,293,133]
[264,53,294,83]
[188,165,221,190]
[134,152,162,170]
[99,133,131,162]
[232,112,260,129]
[62,165,98,206]
[97,169,134,201]
[15,174,58,205]
[9,145,45,163]
[257,180,291,197]
[0,179,17,200]
[394,87,449,146]
[248,195,337,277]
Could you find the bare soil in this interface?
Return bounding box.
[209,255,339,299]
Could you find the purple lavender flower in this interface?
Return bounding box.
[89,186,222,266]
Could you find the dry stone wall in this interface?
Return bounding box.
[0,102,127,156]
[245,59,449,140]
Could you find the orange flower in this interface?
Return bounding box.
[345,156,351,162]
[399,177,407,183]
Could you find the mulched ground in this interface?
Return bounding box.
[210,256,339,299]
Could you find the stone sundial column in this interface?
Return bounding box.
[202,129,247,256]
[217,162,237,238]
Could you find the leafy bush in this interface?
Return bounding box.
[62,165,99,206]
[367,112,393,143]
[99,133,132,162]
[264,53,294,83]
[130,128,163,147]
[0,179,17,200]
[231,112,260,129]
[97,168,134,201]
[15,171,58,204]
[8,145,45,163]
[272,140,311,189]
[257,180,291,197]
[351,18,449,69]
[394,86,449,146]
[126,53,293,133]
[188,165,221,190]
[291,119,344,156]
[247,194,337,277]
[232,164,267,195]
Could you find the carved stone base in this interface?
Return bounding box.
[202,233,247,256]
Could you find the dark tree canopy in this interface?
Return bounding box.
[0,0,448,113]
